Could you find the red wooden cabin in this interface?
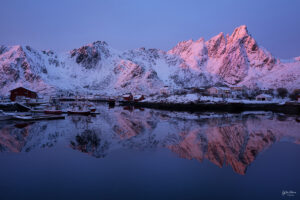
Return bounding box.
[10,87,37,101]
[123,93,133,101]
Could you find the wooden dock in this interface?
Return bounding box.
[0,102,31,112]
[13,114,65,121]
[31,110,100,115]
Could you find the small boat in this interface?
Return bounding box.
[13,115,33,120]
[44,110,63,115]
[67,110,91,115]
[87,104,96,112]
[13,114,65,121]
[89,108,96,112]
[84,102,96,112]
[0,110,14,121]
[67,101,93,115]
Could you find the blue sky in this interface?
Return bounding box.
[0,0,299,58]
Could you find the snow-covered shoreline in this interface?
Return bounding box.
[119,96,300,114]
[143,93,290,105]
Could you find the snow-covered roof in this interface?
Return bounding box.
[9,87,37,93]
[256,94,272,98]
[209,87,231,91]
[218,87,231,91]
[260,88,271,91]
[230,86,243,90]
[184,87,206,90]
[123,94,132,97]
[134,95,143,98]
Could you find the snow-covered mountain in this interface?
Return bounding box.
[0,25,299,96]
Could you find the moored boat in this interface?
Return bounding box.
[89,108,96,112]
[86,104,97,112]
[67,101,94,115]
[67,110,91,115]
[13,114,65,121]
[0,110,14,121]
[13,115,33,120]
[44,110,63,115]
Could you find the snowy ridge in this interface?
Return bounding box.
[0,25,299,96]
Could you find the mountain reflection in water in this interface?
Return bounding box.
[0,104,299,175]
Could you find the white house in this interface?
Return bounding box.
[207,87,231,98]
[160,86,171,96]
[256,94,272,101]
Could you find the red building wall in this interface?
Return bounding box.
[10,87,37,101]
[123,94,133,101]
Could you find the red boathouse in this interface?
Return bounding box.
[10,87,38,101]
[123,93,133,101]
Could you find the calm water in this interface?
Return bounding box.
[0,103,299,200]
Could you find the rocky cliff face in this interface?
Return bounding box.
[70,41,111,69]
[0,25,299,96]
[215,26,276,84]
[168,25,278,85]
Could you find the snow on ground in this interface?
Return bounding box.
[144,94,288,104]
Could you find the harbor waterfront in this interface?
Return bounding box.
[1,1,300,199]
[0,102,299,199]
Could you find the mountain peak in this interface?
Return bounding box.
[205,32,226,58]
[91,41,108,46]
[230,25,249,41]
[196,37,205,43]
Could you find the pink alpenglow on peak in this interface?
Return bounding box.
[205,32,226,58]
[0,25,299,96]
[230,25,249,41]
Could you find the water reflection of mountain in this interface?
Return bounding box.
[167,114,300,174]
[0,120,66,152]
[0,104,299,175]
[0,122,29,152]
[70,129,109,158]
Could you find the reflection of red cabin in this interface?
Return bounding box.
[123,94,133,101]
[10,87,37,101]
[123,106,134,112]
[134,95,145,102]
